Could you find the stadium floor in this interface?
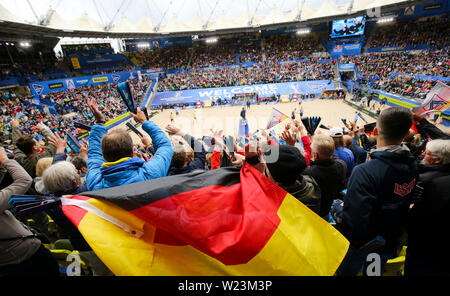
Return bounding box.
[148,99,379,139]
[111,99,449,144]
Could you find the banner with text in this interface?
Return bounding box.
[29,71,139,97]
[152,80,336,106]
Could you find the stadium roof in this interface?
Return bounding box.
[0,0,417,37]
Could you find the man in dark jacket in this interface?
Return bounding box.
[240,107,246,120]
[303,134,347,220]
[405,139,450,276]
[165,125,206,176]
[333,107,418,276]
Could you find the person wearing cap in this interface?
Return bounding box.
[329,127,354,177]
[246,144,321,214]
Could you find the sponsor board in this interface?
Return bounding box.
[153,80,335,106]
[92,76,109,83]
[32,84,44,95]
[49,82,64,89]
[66,79,76,89]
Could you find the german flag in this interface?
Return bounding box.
[61,164,349,276]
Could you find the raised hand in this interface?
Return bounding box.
[87,98,105,123]
[0,147,9,164]
[139,134,152,150]
[48,133,67,154]
[212,130,225,150]
[130,108,147,123]
[165,125,183,136]
[280,130,297,146]
[244,141,259,159]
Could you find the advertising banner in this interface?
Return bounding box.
[330,43,362,56]
[152,80,335,106]
[29,71,140,97]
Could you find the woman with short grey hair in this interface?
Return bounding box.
[42,160,113,276]
[42,161,82,195]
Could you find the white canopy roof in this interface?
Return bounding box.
[72,12,104,31]
[111,17,136,33]
[0,0,411,34]
[0,2,25,23]
[135,17,155,33]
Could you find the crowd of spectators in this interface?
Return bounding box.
[340,49,449,78]
[368,16,449,49]
[125,46,191,71]
[126,33,324,75]
[263,35,324,63]
[371,76,441,100]
[340,49,449,100]
[0,77,152,145]
[1,93,449,276]
[158,59,334,91]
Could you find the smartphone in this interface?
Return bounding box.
[67,133,81,154]
[141,107,149,120]
[364,122,376,133]
[126,122,143,137]
[74,122,92,131]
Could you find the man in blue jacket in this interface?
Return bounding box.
[85,98,174,191]
[332,107,418,276]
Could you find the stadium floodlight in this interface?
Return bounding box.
[296,28,311,35]
[205,38,218,43]
[377,17,395,24]
[137,42,150,48]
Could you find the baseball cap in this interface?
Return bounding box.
[329,127,343,137]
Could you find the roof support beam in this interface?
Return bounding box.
[26,0,41,24]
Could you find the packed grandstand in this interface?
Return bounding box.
[0,0,449,279]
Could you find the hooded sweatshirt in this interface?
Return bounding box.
[337,145,418,253]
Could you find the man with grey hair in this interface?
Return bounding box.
[422,139,450,165]
[405,139,450,276]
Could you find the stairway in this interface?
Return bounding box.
[334,63,341,89]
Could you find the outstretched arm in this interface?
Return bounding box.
[86,98,108,190]
[132,109,174,178]
[0,148,33,213]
